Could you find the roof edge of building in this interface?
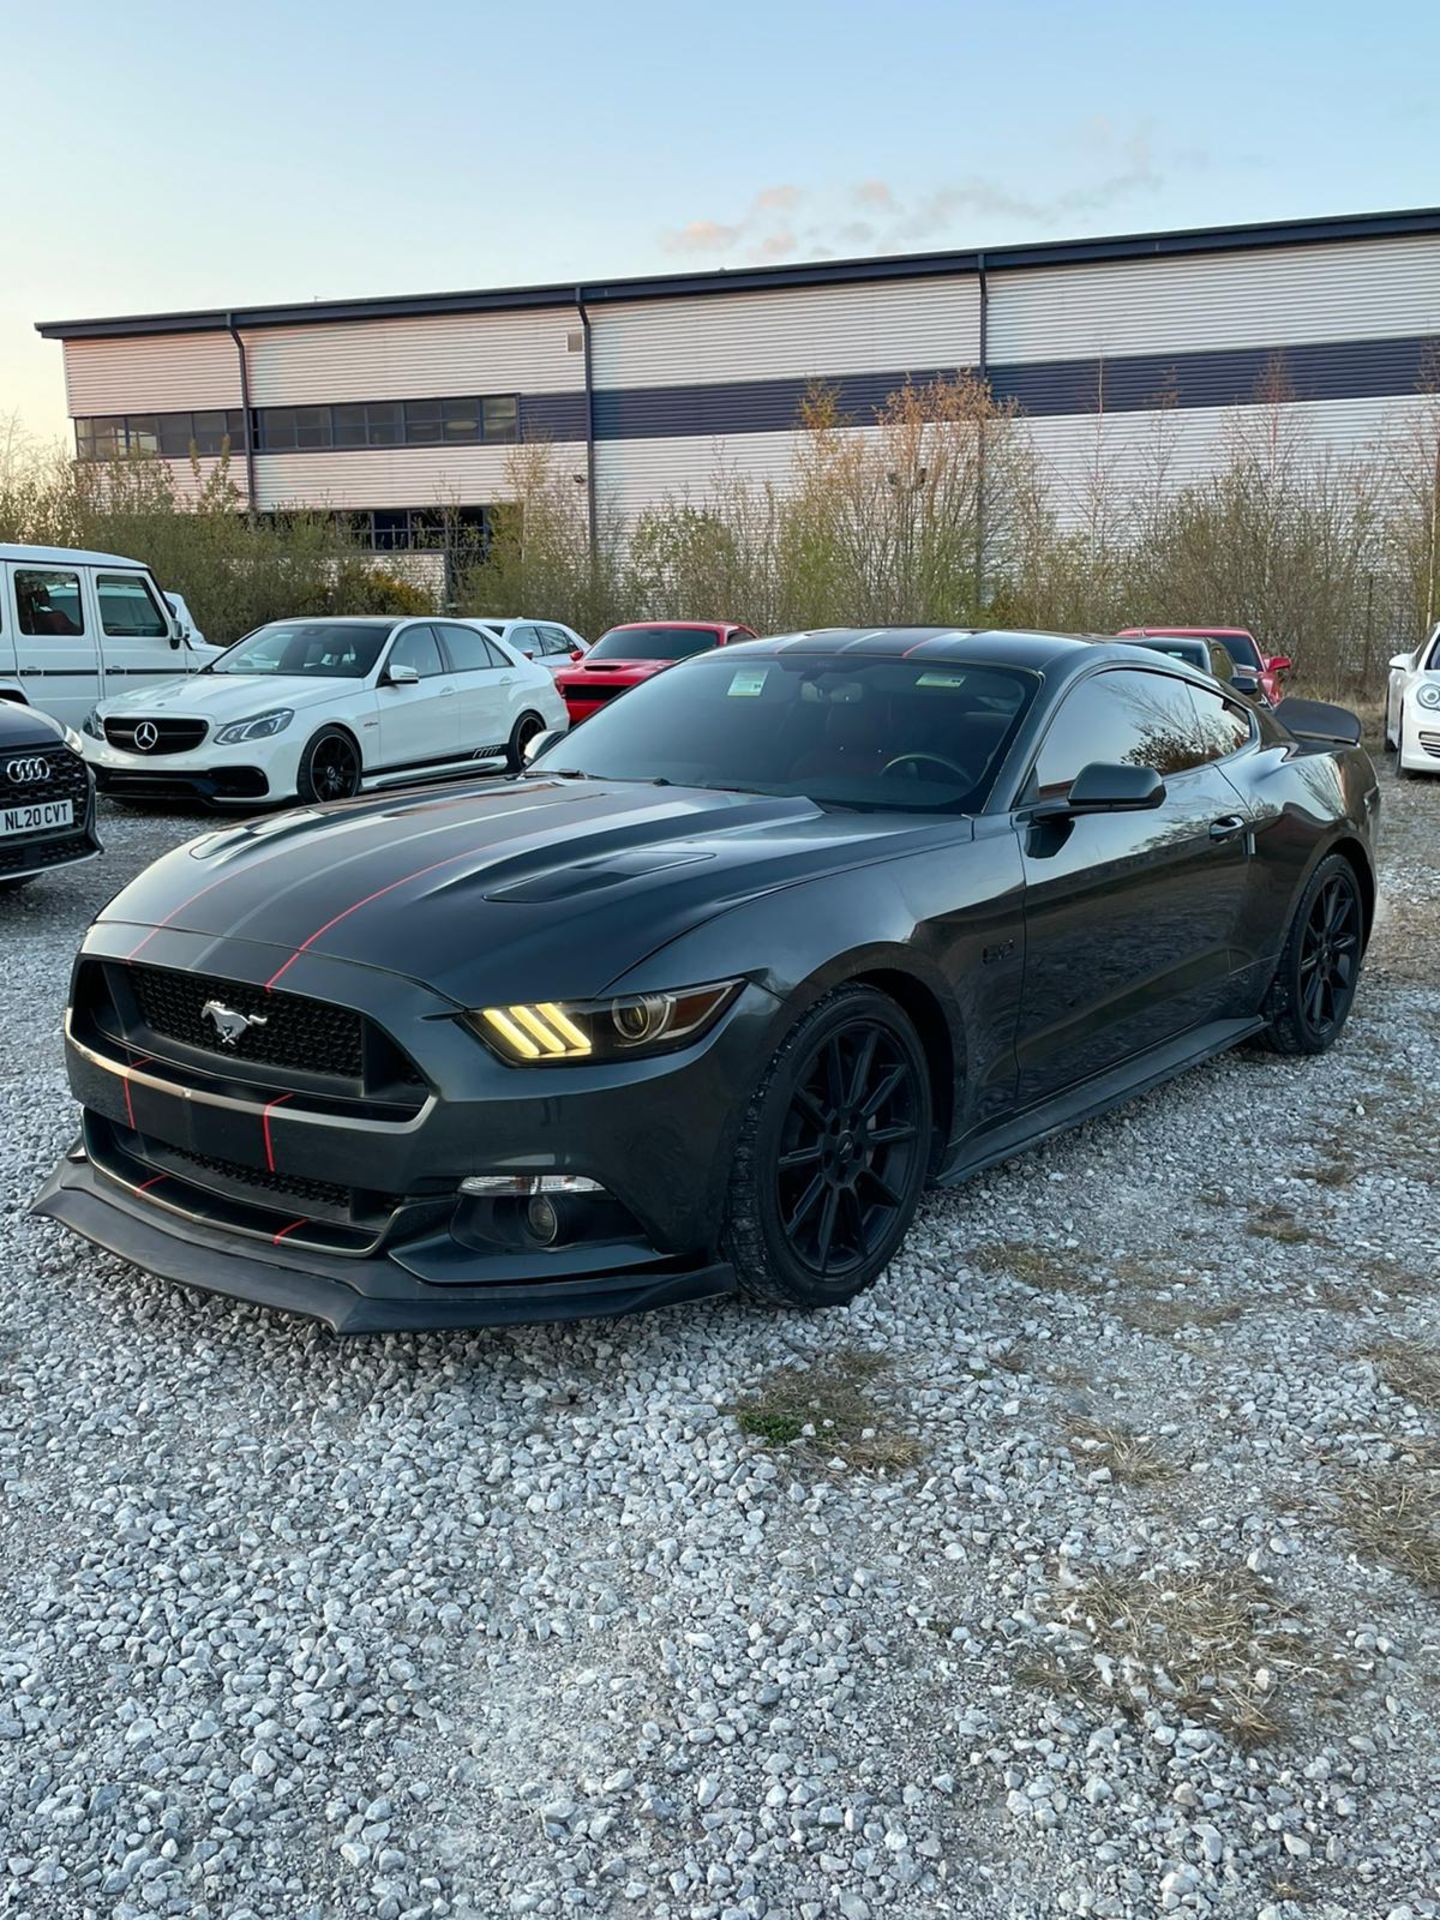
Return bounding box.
[35,205,1440,342]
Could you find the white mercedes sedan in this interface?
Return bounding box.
[81,615,568,807]
[1385,623,1440,776]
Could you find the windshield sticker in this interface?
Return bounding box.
[916,671,969,689]
[727,667,770,697]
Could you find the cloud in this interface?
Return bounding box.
[658,127,1172,267]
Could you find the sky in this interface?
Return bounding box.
[3,0,1436,444]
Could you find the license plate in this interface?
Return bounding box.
[0,800,74,838]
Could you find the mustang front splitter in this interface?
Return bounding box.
[34,1148,736,1335]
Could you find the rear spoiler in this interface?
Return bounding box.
[1272,697,1363,747]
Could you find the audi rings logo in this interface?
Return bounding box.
[133,721,160,752]
[5,757,50,786]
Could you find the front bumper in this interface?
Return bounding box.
[85,734,297,804]
[39,923,776,1331]
[34,1149,734,1332]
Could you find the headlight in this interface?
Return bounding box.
[469,980,742,1064]
[62,725,86,754]
[82,708,103,739]
[1416,682,1440,710]
[214,708,294,745]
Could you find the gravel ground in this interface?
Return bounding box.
[1,771,1438,1920]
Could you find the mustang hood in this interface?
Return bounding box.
[97,777,963,1006]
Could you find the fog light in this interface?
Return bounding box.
[527,1194,560,1244]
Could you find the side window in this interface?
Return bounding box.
[98,573,169,638]
[1030,670,1205,801]
[540,625,573,655]
[16,568,85,637]
[508,623,539,656]
[435,623,501,673]
[1186,684,1254,762]
[386,625,445,679]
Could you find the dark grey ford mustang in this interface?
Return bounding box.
[37,629,1379,1332]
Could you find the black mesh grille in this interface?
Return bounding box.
[158,1145,354,1212]
[1,747,91,809]
[127,966,365,1078]
[571,680,629,705]
[0,833,91,876]
[104,717,208,754]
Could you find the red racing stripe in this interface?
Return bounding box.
[262,1093,293,1172]
[263,844,496,991]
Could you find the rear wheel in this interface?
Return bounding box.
[722,985,932,1309]
[1258,853,1364,1056]
[297,727,361,804]
[506,710,546,774]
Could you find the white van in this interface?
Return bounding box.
[0,543,215,730]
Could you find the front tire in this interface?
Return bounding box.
[722,985,932,1309]
[506,710,546,775]
[297,727,362,804]
[1258,853,1365,1056]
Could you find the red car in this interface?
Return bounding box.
[1117,627,1293,705]
[555,621,757,724]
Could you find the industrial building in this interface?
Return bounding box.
[36,207,1440,560]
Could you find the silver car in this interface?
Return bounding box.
[469,618,587,676]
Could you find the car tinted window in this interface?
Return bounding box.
[536,652,1038,815]
[388,625,445,679]
[1206,632,1262,669]
[1185,684,1254,762]
[589,626,719,662]
[210,622,391,677]
[539,625,573,655]
[97,572,169,638]
[15,568,85,636]
[437,623,504,672]
[1031,669,1207,800]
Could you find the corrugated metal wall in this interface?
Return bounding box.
[240,311,584,404]
[592,277,980,387]
[252,444,585,512]
[988,235,1440,363]
[63,332,242,414]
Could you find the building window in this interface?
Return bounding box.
[254,395,520,453]
[257,504,491,554]
[74,409,247,460]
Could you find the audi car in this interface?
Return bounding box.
[81,615,567,807]
[38,629,1377,1333]
[0,702,101,892]
[554,622,756,724]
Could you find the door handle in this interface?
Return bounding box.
[1209,815,1247,840]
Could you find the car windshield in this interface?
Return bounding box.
[588,626,719,662]
[208,622,392,678]
[536,652,1039,814]
[1205,632,1262,668]
[1136,641,1207,670]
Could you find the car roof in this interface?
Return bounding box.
[256,614,403,627]
[722,627,1118,670]
[1117,625,1252,637]
[605,620,732,631]
[0,541,153,569]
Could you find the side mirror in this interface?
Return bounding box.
[1389,653,1413,671]
[1230,672,1265,702]
[385,662,420,687]
[569,648,585,662]
[1272,697,1362,746]
[523,727,565,767]
[1266,655,1293,674]
[1038,762,1167,818]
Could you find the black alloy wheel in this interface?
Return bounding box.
[299,728,362,804]
[724,985,932,1308]
[507,711,546,774]
[1260,852,1364,1056]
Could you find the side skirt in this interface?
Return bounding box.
[937,1015,1266,1187]
[361,752,506,792]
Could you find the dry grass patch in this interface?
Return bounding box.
[1064,1414,1180,1484]
[1041,1565,1322,1747]
[970,1241,1101,1295]
[1333,1472,1440,1595]
[1119,1295,1246,1335]
[1246,1203,1324,1247]
[1364,1337,1440,1409]
[733,1348,924,1472]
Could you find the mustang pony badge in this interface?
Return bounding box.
[201,1000,269,1048]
